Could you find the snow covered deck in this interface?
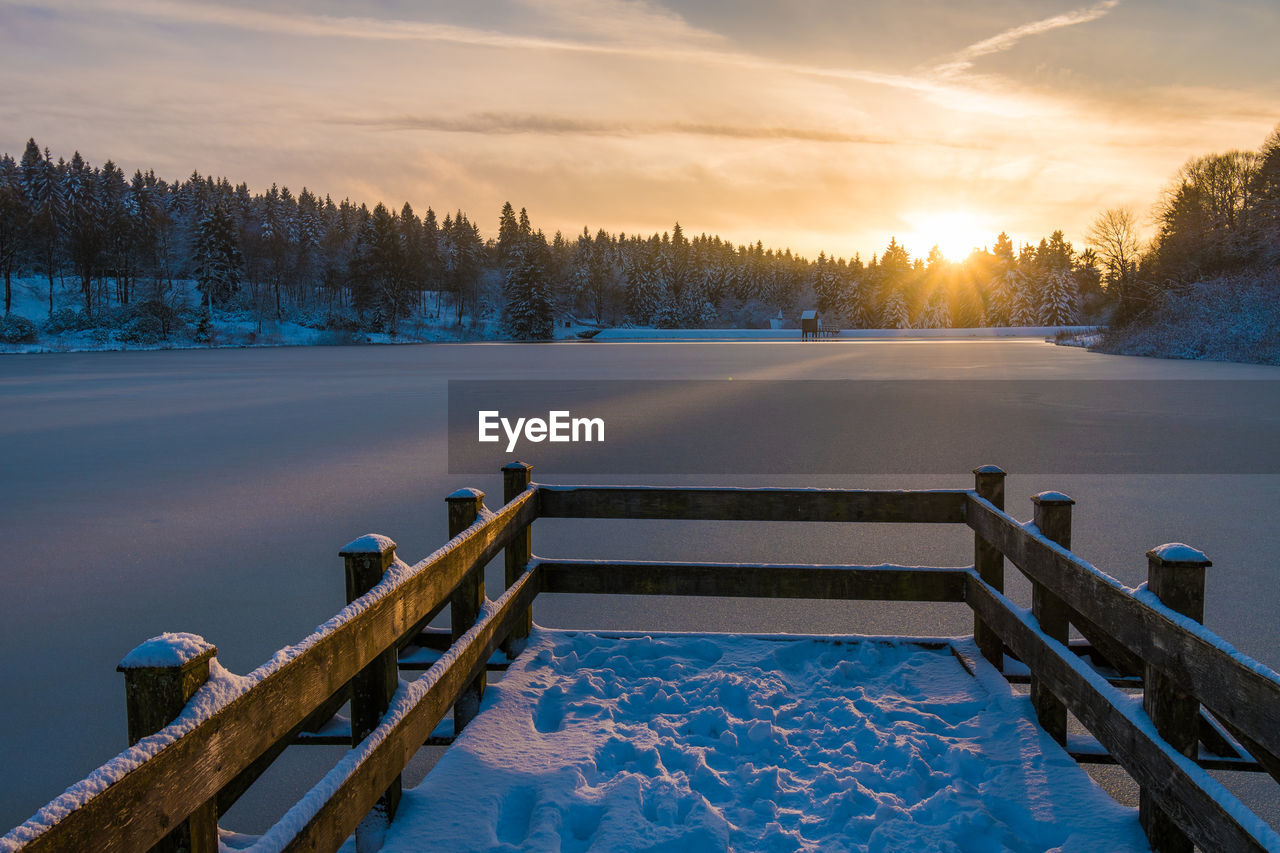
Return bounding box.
[5,470,1279,853]
[378,629,1146,852]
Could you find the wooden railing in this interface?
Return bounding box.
[2,463,1278,853]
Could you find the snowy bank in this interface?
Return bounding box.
[378,629,1146,853]
[591,326,1102,343]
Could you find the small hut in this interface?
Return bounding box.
[801,310,820,340]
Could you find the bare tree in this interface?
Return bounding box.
[1086,207,1142,321]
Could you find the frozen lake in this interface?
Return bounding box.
[1,338,1278,834]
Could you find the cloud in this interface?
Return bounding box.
[932,1,1120,77]
[0,0,1056,117]
[332,112,994,147]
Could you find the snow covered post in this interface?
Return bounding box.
[1139,543,1210,853]
[117,633,219,853]
[447,488,486,732]
[1030,491,1073,745]
[502,461,534,658]
[972,465,1006,669]
[340,534,402,838]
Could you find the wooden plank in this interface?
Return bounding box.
[278,563,543,852]
[1029,493,1073,746]
[965,573,1278,853]
[1141,547,1210,853]
[536,485,969,523]
[341,537,402,842]
[447,491,486,734]
[536,559,969,602]
[965,493,1280,767]
[971,466,1006,670]
[218,686,351,814]
[8,488,537,853]
[502,463,534,656]
[1215,715,1280,787]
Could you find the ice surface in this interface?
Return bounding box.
[377,629,1149,853]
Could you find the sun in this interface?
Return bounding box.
[901,210,990,262]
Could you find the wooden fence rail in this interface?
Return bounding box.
[3,464,1277,853]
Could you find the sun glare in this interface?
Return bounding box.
[901,211,990,262]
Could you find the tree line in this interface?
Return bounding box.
[0,135,1151,343]
[1083,124,1280,326]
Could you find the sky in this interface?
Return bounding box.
[1,0,1277,260]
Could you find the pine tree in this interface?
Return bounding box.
[812,252,840,314]
[0,155,27,314]
[917,289,951,328]
[1039,268,1080,325]
[881,290,910,328]
[19,139,61,315]
[838,276,869,328]
[194,200,242,313]
[496,202,519,266]
[624,240,664,325]
[1005,267,1037,326]
[503,229,553,339]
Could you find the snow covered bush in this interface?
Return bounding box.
[0,314,36,342]
[1094,272,1280,364]
[116,315,164,345]
[43,308,93,334]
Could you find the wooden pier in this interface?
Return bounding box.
[3,463,1278,853]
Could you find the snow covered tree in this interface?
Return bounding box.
[503,228,554,339]
[496,201,519,266]
[1040,268,1079,325]
[812,252,840,314]
[194,200,242,311]
[63,151,103,315]
[19,139,61,315]
[624,238,665,325]
[0,156,27,314]
[881,290,910,329]
[916,289,951,328]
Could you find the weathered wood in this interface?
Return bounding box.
[1063,608,1145,679]
[1140,545,1210,853]
[117,638,219,853]
[965,493,1280,767]
[447,489,486,734]
[341,536,402,849]
[538,485,968,523]
[502,463,534,657]
[1067,743,1262,772]
[1214,714,1280,785]
[971,466,1006,670]
[10,487,537,853]
[537,559,969,602]
[278,564,543,853]
[219,686,351,813]
[965,573,1278,853]
[1030,492,1072,745]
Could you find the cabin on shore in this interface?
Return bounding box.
[801,309,840,340]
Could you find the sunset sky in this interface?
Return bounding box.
[1,0,1277,260]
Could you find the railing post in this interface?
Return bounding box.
[447,488,486,733]
[502,462,534,658]
[972,465,1006,670]
[117,634,219,853]
[340,534,402,849]
[1030,491,1073,745]
[1140,543,1211,853]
